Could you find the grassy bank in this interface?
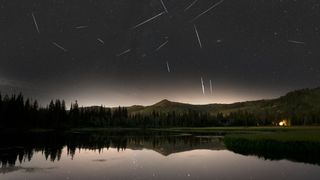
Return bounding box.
[159,126,320,142]
[10,126,320,142]
[218,127,320,165]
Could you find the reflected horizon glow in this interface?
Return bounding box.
[1,147,320,180]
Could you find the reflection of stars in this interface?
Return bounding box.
[132,152,138,169]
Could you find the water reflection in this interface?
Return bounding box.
[0,131,224,167]
[1,131,320,179]
[0,166,57,174]
[2,131,320,167]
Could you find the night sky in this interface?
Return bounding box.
[1,0,320,106]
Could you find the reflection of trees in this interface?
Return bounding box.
[2,130,320,168]
[0,131,224,167]
[0,133,65,167]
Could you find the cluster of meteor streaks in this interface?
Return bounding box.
[28,0,309,99]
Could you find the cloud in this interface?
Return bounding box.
[0,77,34,91]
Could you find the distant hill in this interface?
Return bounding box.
[2,87,319,129]
[127,99,217,115]
[78,87,320,126]
[127,87,320,116]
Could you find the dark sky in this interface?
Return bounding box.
[1,0,320,106]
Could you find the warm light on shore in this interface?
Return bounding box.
[279,120,289,126]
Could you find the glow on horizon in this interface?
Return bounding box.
[26,80,295,108]
[63,92,281,108]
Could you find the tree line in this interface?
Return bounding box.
[1,93,319,130]
[0,93,130,130]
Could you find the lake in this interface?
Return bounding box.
[1,130,320,180]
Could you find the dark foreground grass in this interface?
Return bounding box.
[25,126,320,142]
[212,126,320,165]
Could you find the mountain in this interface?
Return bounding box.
[127,99,216,115]
[127,87,320,116]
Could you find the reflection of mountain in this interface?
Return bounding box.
[2,131,320,168]
[0,131,224,168]
[125,136,225,156]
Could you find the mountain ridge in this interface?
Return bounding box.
[82,87,320,118]
[126,87,320,115]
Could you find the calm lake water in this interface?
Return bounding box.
[1,131,320,180]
